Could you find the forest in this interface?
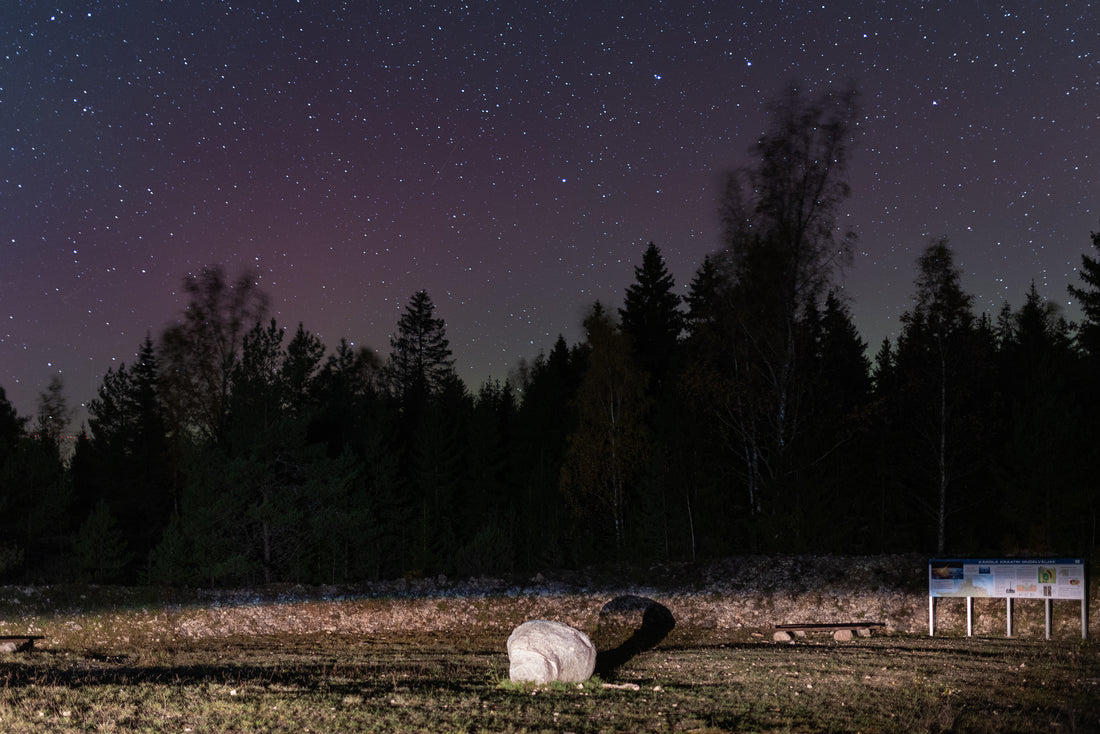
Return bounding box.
[2,87,1098,586]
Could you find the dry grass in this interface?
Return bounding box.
[2,556,1098,732]
[2,630,1097,733]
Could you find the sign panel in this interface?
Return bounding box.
[929,558,1085,600]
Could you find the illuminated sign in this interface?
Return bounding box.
[929,558,1085,600]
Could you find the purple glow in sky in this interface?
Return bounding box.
[2,1,1096,422]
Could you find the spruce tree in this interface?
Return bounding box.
[619,242,683,392]
[1068,231,1100,359]
[894,237,989,553]
[384,291,455,408]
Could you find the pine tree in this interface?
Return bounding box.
[894,237,988,553]
[384,291,456,408]
[684,255,724,341]
[1068,231,1100,358]
[282,323,325,415]
[311,338,384,456]
[815,291,872,414]
[619,243,683,392]
[512,336,581,568]
[0,387,28,578]
[80,335,173,575]
[996,282,1086,553]
[73,500,132,582]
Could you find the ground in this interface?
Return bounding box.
[1,554,1097,732]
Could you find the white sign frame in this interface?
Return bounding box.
[928,558,1087,639]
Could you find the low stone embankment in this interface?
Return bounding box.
[1,555,1095,650]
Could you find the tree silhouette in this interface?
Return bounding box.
[0,387,29,577]
[995,283,1087,553]
[159,265,269,440]
[561,303,650,553]
[34,375,70,448]
[692,85,860,544]
[894,237,990,553]
[1068,230,1100,359]
[384,290,455,410]
[78,335,172,574]
[72,500,131,582]
[619,242,683,393]
[512,335,583,568]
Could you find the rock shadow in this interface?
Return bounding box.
[593,595,675,677]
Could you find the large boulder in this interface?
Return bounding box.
[506,620,596,684]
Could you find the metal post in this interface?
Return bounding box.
[1006,597,1013,638]
[1083,599,1089,640]
[929,596,934,636]
[967,596,973,637]
[1045,598,1052,640]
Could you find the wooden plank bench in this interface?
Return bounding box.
[773,622,885,642]
[0,635,45,652]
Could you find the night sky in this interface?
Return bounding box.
[3,1,1097,425]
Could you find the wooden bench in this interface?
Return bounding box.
[773,622,885,642]
[0,635,45,652]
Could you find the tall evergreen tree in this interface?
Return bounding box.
[1067,230,1100,358]
[72,500,131,582]
[408,375,470,572]
[619,242,683,392]
[311,338,383,456]
[894,237,989,553]
[385,291,455,402]
[0,387,29,577]
[800,291,875,550]
[996,283,1088,553]
[512,335,583,569]
[383,291,459,573]
[815,291,872,412]
[684,255,724,341]
[79,335,173,576]
[456,380,517,575]
[1,394,71,580]
[283,323,326,415]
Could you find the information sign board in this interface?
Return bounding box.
[929,558,1085,600]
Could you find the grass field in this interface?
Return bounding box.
[3,621,1098,732]
[2,558,1097,732]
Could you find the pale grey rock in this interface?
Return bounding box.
[506,620,596,684]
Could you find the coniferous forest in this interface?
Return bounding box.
[2,87,1098,586]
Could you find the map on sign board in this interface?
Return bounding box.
[928,559,1085,600]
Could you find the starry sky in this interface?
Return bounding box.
[3,1,1097,425]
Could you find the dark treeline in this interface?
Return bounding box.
[2,86,1098,586]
